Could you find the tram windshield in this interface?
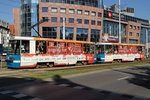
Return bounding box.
[7,40,20,55]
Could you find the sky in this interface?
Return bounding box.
[0,0,150,25]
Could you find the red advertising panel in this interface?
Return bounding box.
[118,46,138,54]
[49,42,54,46]
[47,46,83,55]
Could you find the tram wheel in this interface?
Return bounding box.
[76,62,82,66]
[82,61,88,65]
[134,58,141,62]
[118,59,122,63]
[36,64,40,68]
[47,63,54,68]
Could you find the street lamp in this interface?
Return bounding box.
[119,0,121,43]
[63,18,65,40]
[146,28,149,58]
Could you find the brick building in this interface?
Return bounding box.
[13,0,150,46]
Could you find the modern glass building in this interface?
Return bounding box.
[20,0,39,36]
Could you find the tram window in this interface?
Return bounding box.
[138,46,143,53]
[90,44,94,54]
[8,40,20,55]
[49,42,54,47]
[113,45,118,54]
[142,46,145,53]
[105,45,113,53]
[36,41,47,54]
[58,42,65,47]
[21,40,29,54]
[83,44,90,54]
[96,45,104,54]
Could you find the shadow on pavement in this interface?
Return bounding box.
[114,66,150,89]
[0,75,149,100]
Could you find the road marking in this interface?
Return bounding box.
[74,86,85,89]
[117,76,129,80]
[58,84,70,87]
[48,82,56,85]
[29,97,44,100]
[0,90,13,94]
[12,94,27,98]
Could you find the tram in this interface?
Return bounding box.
[95,43,145,63]
[6,36,95,68]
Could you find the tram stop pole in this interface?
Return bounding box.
[0,55,2,69]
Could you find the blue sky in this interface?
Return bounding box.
[0,0,150,24]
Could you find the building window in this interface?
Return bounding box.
[129,32,132,36]
[60,8,66,13]
[42,27,57,39]
[84,19,89,24]
[51,17,57,22]
[92,11,96,16]
[51,8,57,12]
[60,27,74,40]
[130,25,132,29]
[91,20,95,25]
[129,39,138,44]
[77,19,82,24]
[134,26,136,30]
[84,11,89,15]
[91,29,100,43]
[136,33,139,37]
[137,26,140,30]
[60,17,66,22]
[98,12,102,17]
[69,18,74,23]
[42,17,49,22]
[42,7,48,12]
[77,10,82,14]
[76,28,88,41]
[97,21,101,26]
[69,9,74,14]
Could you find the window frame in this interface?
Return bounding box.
[51,7,57,12]
[60,8,66,13]
[69,9,75,14]
[51,17,57,22]
[42,7,48,12]
[69,18,74,23]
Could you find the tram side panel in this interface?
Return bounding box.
[95,44,145,63]
[20,45,94,67]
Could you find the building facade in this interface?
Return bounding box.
[0,20,10,47]
[13,0,150,46]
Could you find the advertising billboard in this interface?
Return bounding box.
[103,33,119,43]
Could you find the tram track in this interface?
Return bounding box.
[0,60,150,78]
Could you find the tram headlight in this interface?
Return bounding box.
[10,58,15,60]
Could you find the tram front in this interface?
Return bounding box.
[6,38,21,68]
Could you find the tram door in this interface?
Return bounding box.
[95,45,105,62]
[21,40,36,54]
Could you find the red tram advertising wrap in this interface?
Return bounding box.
[6,37,95,68]
[95,43,145,63]
[6,37,145,68]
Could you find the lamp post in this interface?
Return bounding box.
[146,29,149,58]
[63,18,65,40]
[119,0,121,43]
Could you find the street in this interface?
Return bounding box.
[0,65,150,100]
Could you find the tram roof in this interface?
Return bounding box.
[96,43,145,46]
[34,37,94,44]
[10,36,94,44]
